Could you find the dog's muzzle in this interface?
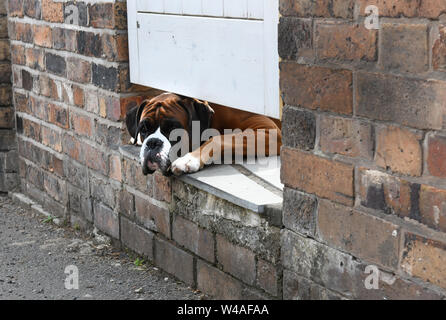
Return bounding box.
[139,128,172,176]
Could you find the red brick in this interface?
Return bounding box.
[375,125,423,176]
[428,135,446,178]
[0,40,10,61]
[280,62,353,114]
[72,85,84,108]
[419,185,446,232]
[281,148,354,206]
[121,217,154,260]
[70,112,93,137]
[113,2,127,29]
[43,172,67,203]
[318,200,400,269]
[380,23,429,73]
[357,0,419,18]
[172,215,214,262]
[10,44,25,65]
[401,233,446,289]
[63,133,83,163]
[154,237,194,286]
[216,235,256,285]
[315,22,377,62]
[123,158,152,193]
[33,25,52,48]
[21,118,41,142]
[320,116,373,160]
[135,195,170,237]
[419,0,446,19]
[84,144,108,175]
[197,260,244,299]
[42,0,64,22]
[0,86,11,107]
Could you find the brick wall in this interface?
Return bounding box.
[280,0,446,299]
[7,0,282,299]
[0,0,17,193]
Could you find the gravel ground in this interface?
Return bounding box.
[0,194,206,300]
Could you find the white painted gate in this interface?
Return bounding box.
[127,0,279,118]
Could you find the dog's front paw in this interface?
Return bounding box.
[171,153,202,176]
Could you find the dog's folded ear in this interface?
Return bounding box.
[125,100,150,144]
[191,98,215,134]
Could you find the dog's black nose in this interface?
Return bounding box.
[146,138,163,149]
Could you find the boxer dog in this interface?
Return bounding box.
[125,93,282,176]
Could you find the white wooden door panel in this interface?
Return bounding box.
[136,0,164,13]
[201,0,223,16]
[182,0,202,15]
[128,0,279,118]
[137,14,264,113]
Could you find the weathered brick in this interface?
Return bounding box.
[70,111,93,137]
[43,171,67,203]
[48,103,68,128]
[283,270,342,300]
[0,107,14,128]
[84,144,108,175]
[92,64,118,91]
[121,217,154,260]
[315,22,377,62]
[94,201,119,239]
[51,27,65,50]
[33,25,52,48]
[154,237,194,286]
[118,189,134,219]
[320,115,373,160]
[380,23,428,73]
[281,105,315,150]
[15,23,32,43]
[10,44,25,65]
[419,185,446,232]
[41,126,62,152]
[280,62,353,115]
[375,125,423,176]
[109,154,122,181]
[20,117,41,142]
[153,172,171,203]
[427,135,446,178]
[94,121,121,149]
[63,1,88,26]
[318,200,400,269]
[0,64,11,85]
[280,0,354,19]
[72,85,84,108]
[197,260,243,299]
[357,0,419,18]
[76,31,102,58]
[257,259,280,297]
[0,40,10,61]
[135,195,170,237]
[8,0,24,17]
[283,187,317,237]
[433,26,446,72]
[172,215,214,262]
[68,184,93,223]
[113,2,127,30]
[278,17,312,61]
[281,148,354,206]
[401,233,446,290]
[89,3,114,29]
[64,29,77,52]
[356,72,446,130]
[45,53,66,77]
[123,158,152,193]
[25,48,45,71]
[21,69,33,91]
[42,0,64,23]
[217,235,256,285]
[24,0,41,19]
[358,168,413,218]
[419,0,446,18]
[63,159,88,190]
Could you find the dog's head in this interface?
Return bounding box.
[125,93,214,176]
